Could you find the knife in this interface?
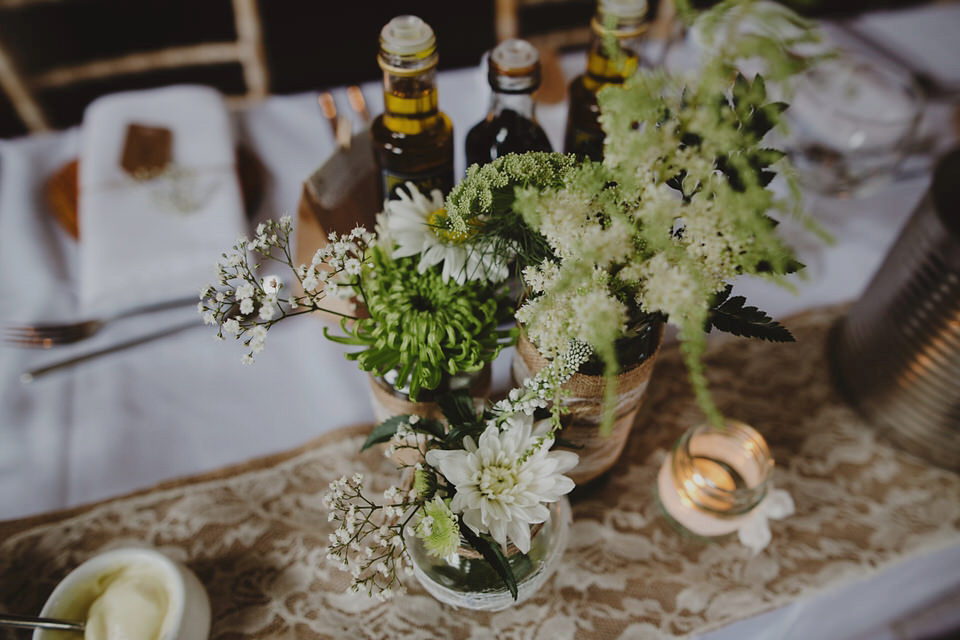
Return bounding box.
[20,320,200,382]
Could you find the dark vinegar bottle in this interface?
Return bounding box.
[371,15,454,200]
[466,38,553,168]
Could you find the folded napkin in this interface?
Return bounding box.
[78,85,246,314]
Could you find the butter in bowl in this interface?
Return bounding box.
[33,547,210,640]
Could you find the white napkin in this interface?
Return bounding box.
[78,85,246,314]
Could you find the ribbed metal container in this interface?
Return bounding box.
[829,148,960,471]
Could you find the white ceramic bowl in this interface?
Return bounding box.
[33,547,210,640]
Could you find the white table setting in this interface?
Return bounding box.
[2,3,960,638]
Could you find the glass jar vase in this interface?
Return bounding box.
[404,497,571,610]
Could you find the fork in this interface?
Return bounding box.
[4,295,199,348]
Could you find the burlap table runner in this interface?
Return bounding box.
[2,305,959,639]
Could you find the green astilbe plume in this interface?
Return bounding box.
[441,1,827,430]
[325,247,516,400]
[446,152,578,272]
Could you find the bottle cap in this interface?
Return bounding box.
[598,0,648,19]
[489,39,541,93]
[490,38,540,72]
[380,15,436,56]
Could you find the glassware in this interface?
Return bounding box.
[372,15,455,201]
[656,421,774,540]
[404,497,571,611]
[784,53,924,197]
[465,38,553,168]
[564,0,652,160]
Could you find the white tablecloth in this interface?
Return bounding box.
[2,5,959,638]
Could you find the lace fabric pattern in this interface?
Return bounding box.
[1,305,958,639]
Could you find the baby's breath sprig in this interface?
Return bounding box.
[492,339,593,433]
[323,473,420,601]
[199,217,375,363]
[382,416,432,468]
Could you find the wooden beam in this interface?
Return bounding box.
[29,42,243,89]
[0,37,49,132]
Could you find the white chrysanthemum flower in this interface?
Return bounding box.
[378,182,509,285]
[425,412,577,554]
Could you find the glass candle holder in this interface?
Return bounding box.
[656,421,774,539]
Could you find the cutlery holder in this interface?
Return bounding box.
[829,147,960,471]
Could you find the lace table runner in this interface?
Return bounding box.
[2,305,959,639]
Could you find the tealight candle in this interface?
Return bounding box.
[657,420,774,539]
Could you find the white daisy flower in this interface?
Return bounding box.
[378,182,509,285]
[425,412,577,554]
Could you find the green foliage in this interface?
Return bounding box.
[446,152,578,271]
[706,285,795,342]
[458,516,519,600]
[683,0,830,86]
[361,414,445,451]
[439,2,827,428]
[325,247,516,400]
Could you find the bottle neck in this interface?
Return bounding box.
[583,17,647,92]
[488,90,536,119]
[381,67,441,135]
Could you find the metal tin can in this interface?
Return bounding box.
[829,148,960,471]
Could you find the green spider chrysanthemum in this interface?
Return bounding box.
[325,247,515,400]
[414,496,460,560]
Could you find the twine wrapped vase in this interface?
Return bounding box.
[512,323,664,484]
[368,365,492,423]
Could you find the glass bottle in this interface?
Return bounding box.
[372,15,455,200]
[465,38,553,169]
[564,0,651,160]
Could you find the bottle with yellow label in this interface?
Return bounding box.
[564,0,650,160]
[372,15,454,201]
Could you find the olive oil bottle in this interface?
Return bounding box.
[564,0,651,160]
[371,15,454,200]
[465,38,552,169]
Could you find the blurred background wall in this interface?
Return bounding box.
[0,0,926,139]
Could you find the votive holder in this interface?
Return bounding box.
[656,421,774,540]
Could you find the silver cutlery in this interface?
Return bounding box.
[0,612,84,632]
[4,295,199,348]
[20,319,200,382]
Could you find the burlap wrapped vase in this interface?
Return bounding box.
[512,324,664,484]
